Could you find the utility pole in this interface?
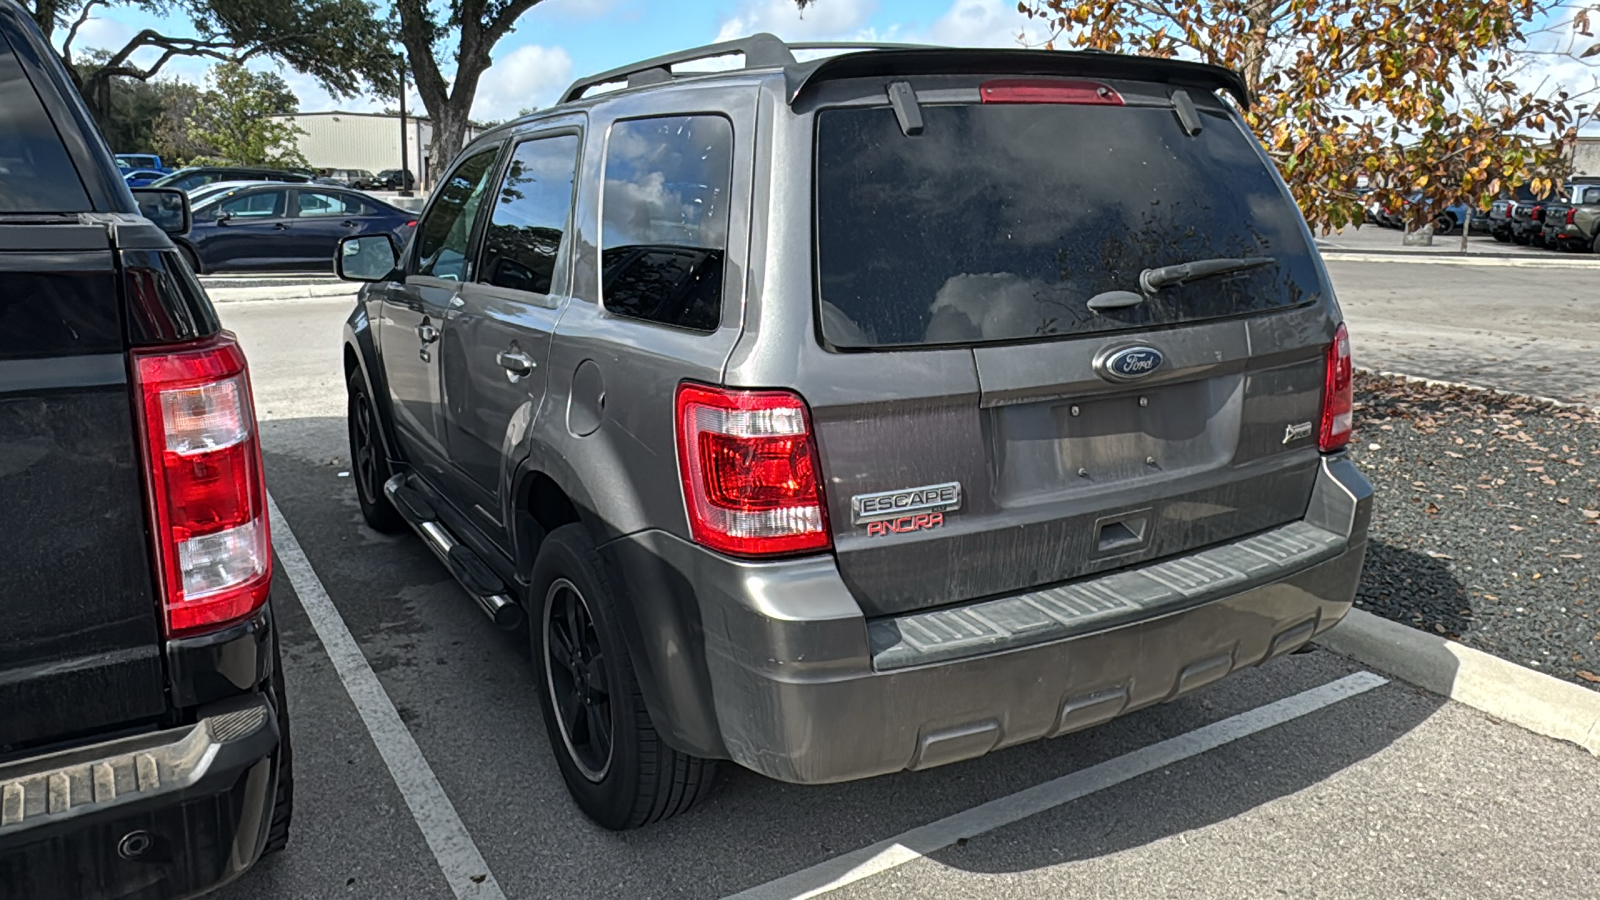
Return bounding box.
[398,57,412,198]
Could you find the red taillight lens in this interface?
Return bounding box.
[980,78,1124,105]
[674,383,830,557]
[1319,324,1354,452]
[133,333,271,636]
[406,220,417,227]
[1566,208,1577,225]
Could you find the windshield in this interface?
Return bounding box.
[814,98,1325,348]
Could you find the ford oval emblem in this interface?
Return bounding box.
[1101,346,1165,381]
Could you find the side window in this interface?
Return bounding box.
[601,115,733,331]
[1584,187,1600,205]
[219,190,286,219]
[478,134,580,295]
[0,46,90,212]
[296,191,360,217]
[412,147,500,281]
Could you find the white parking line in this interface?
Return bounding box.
[723,670,1388,900]
[267,494,507,900]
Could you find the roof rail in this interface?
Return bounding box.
[558,33,934,104]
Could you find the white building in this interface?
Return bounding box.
[268,111,483,189]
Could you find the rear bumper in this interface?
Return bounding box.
[606,456,1372,784]
[0,694,281,900]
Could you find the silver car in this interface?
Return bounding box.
[336,34,1371,829]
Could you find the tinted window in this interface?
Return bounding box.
[601,115,733,331]
[479,134,579,295]
[815,101,1323,348]
[0,42,89,212]
[413,147,500,281]
[1584,187,1600,205]
[218,189,286,218]
[158,171,216,191]
[297,190,363,217]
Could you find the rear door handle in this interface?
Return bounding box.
[273,222,288,230]
[496,349,535,375]
[416,322,439,344]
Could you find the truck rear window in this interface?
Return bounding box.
[814,98,1324,348]
[0,38,89,213]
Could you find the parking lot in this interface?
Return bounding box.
[202,253,1600,900]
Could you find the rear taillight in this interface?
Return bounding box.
[980,78,1124,105]
[1567,208,1577,225]
[133,333,271,636]
[674,384,830,557]
[1319,324,1354,452]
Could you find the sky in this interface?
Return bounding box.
[64,0,1058,122]
[61,0,1598,127]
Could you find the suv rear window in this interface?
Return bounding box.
[814,96,1323,348]
[0,39,89,212]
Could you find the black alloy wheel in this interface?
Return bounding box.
[346,372,405,532]
[543,578,613,782]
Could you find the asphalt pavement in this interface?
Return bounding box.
[212,263,1600,900]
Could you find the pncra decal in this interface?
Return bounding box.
[866,512,945,537]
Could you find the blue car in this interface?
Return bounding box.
[121,168,165,187]
[174,183,416,274]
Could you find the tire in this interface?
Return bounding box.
[262,638,294,856]
[1513,232,1531,245]
[1493,231,1510,243]
[178,243,203,276]
[346,371,406,533]
[530,524,717,830]
[1433,214,1455,235]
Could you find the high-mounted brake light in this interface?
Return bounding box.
[675,384,830,557]
[980,78,1124,106]
[1319,324,1354,453]
[133,333,272,636]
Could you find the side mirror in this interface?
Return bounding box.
[215,210,234,225]
[337,234,399,282]
[131,187,191,236]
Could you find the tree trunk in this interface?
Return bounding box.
[427,102,471,188]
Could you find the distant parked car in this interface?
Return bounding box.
[376,167,416,190]
[322,168,382,189]
[1539,183,1600,251]
[151,165,312,192]
[174,182,416,274]
[1487,186,1540,242]
[121,168,165,187]
[114,152,169,173]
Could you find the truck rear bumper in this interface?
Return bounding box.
[606,456,1372,785]
[0,694,281,900]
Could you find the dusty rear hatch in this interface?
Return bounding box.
[807,75,1337,617]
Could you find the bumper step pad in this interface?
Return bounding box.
[869,521,1346,670]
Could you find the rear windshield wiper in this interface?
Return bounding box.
[1087,256,1276,311]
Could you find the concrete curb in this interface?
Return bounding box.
[1356,366,1598,413]
[205,283,358,303]
[1319,250,1600,269]
[1318,608,1600,756]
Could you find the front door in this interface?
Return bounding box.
[376,145,502,478]
[202,187,290,271]
[440,131,581,541]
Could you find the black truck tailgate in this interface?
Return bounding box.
[0,223,167,753]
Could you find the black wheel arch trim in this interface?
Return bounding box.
[343,305,405,472]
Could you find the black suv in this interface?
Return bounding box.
[0,3,291,897]
[338,35,1369,831]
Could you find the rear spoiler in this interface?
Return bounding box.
[784,48,1252,110]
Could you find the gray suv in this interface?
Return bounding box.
[336,35,1372,830]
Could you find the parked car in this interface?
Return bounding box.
[377,167,416,190]
[150,165,312,192]
[114,151,169,173]
[320,167,382,189]
[334,34,1371,830]
[1539,183,1600,251]
[175,182,416,274]
[1487,186,1541,242]
[120,167,165,187]
[0,2,291,896]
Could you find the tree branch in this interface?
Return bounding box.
[61,0,105,58]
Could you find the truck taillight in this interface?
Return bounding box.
[674,383,831,557]
[1320,324,1354,453]
[1567,208,1577,226]
[132,333,271,636]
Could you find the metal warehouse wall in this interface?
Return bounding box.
[271,112,434,184]
[1571,138,1600,177]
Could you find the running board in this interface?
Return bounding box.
[384,474,525,630]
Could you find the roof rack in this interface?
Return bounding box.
[559,33,933,104]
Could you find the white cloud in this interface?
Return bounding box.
[715,0,878,43]
[926,0,1053,48]
[471,44,574,120]
[67,16,133,54]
